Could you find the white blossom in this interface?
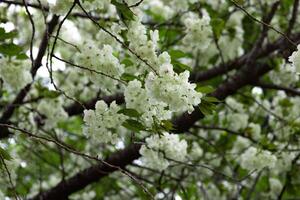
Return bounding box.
[182,13,212,51]
[37,98,68,129]
[139,132,188,170]
[289,45,300,73]
[0,58,32,91]
[240,147,277,171]
[227,113,249,131]
[145,70,202,113]
[83,101,127,144]
[76,43,124,93]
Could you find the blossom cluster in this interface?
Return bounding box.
[76,43,124,93]
[83,100,127,144]
[139,132,188,170]
[0,57,32,91]
[239,147,277,171]
[289,44,300,73]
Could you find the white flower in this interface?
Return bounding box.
[76,43,124,93]
[289,44,300,73]
[0,58,32,90]
[83,100,127,144]
[227,113,249,131]
[182,13,212,51]
[269,178,283,198]
[190,142,204,159]
[239,147,277,171]
[37,98,68,129]
[248,123,261,140]
[145,70,202,113]
[139,133,188,170]
[225,97,244,112]
[127,19,159,69]
[124,80,172,126]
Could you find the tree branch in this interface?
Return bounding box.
[253,81,300,96]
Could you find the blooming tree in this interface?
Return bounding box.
[0,0,300,199]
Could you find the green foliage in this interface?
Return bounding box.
[0,43,23,57]
[111,0,135,21]
[121,73,139,82]
[0,28,17,41]
[169,49,192,73]
[122,119,146,132]
[35,84,61,99]
[117,108,142,118]
[199,95,220,116]
[210,18,225,39]
[0,147,12,161]
[196,85,215,94]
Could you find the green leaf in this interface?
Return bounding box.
[120,73,138,82]
[0,28,17,41]
[117,108,141,118]
[169,50,190,59]
[196,85,215,94]
[234,0,245,5]
[0,147,12,161]
[160,120,174,131]
[16,53,29,60]
[122,119,146,132]
[202,96,221,103]
[121,58,134,67]
[36,84,60,99]
[199,104,213,115]
[111,0,135,21]
[0,43,23,56]
[210,18,225,39]
[199,100,216,116]
[57,116,83,135]
[172,60,192,73]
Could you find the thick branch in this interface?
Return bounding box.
[253,81,300,96]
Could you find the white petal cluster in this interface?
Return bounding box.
[269,62,299,86]
[227,113,249,131]
[139,132,188,170]
[82,0,111,11]
[49,0,111,15]
[160,0,196,12]
[37,98,68,129]
[76,43,124,93]
[83,101,127,144]
[124,52,201,124]
[271,152,295,175]
[189,142,204,160]
[182,13,212,51]
[48,0,74,15]
[146,70,202,113]
[225,97,244,112]
[289,45,300,73]
[127,19,159,69]
[124,80,172,126]
[269,178,283,199]
[239,147,277,171]
[147,0,174,20]
[248,123,261,140]
[0,58,32,91]
[219,12,244,61]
